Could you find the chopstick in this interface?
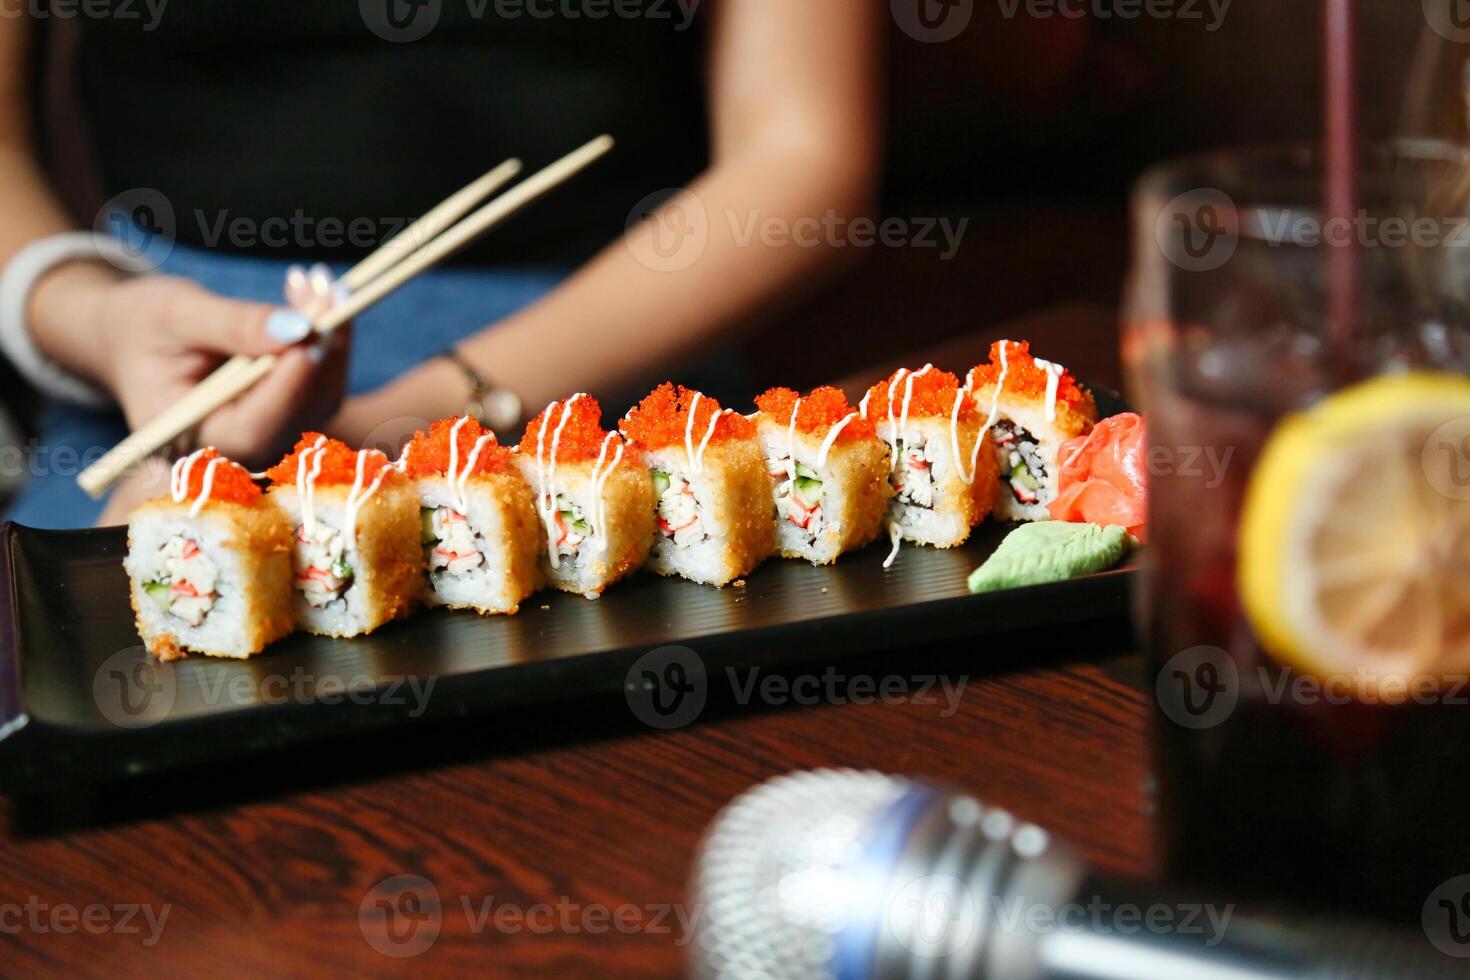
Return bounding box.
[341,158,524,292]
[77,135,614,499]
[175,159,527,433]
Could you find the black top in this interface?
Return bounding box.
[73,2,709,266]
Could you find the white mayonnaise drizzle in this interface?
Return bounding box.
[948,387,989,487]
[343,449,391,546]
[190,457,226,518]
[533,394,586,569]
[697,410,728,470]
[882,521,904,569]
[857,388,873,419]
[978,341,1012,435]
[894,364,932,468]
[1034,357,1064,422]
[295,435,330,537]
[169,448,208,502]
[880,368,908,464]
[682,391,728,476]
[446,415,472,501]
[816,412,858,468]
[443,415,498,514]
[588,432,625,554]
[880,364,933,568]
[454,434,497,515]
[170,448,227,518]
[783,397,803,485]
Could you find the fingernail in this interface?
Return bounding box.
[266,309,312,344]
[332,281,352,304]
[306,337,330,364]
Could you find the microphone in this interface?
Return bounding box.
[689,769,1467,979]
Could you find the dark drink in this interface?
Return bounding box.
[1128,144,1470,924]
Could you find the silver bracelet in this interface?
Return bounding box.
[0,232,154,407]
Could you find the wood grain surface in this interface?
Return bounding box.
[0,640,1151,978]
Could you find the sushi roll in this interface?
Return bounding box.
[862,365,998,563]
[403,416,544,615]
[264,434,420,638]
[124,448,294,661]
[966,340,1097,522]
[753,386,891,565]
[619,383,775,586]
[515,395,655,599]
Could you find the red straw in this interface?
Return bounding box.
[1324,0,1359,368]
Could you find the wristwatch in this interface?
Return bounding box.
[436,347,522,434]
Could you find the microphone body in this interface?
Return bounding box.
[690,770,1467,980]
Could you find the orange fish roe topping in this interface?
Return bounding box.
[264,433,394,487]
[402,417,513,478]
[865,367,976,422]
[618,383,756,451]
[968,340,1088,408]
[516,395,621,463]
[172,448,261,505]
[754,387,876,441]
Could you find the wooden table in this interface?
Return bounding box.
[0,639,1152,978]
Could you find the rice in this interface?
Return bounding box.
[755,420,891,565]
[641,438,774,586]
[514,453,655,599]
[417,472,543,614]
[125,497,294,660]
[269,481,420,637]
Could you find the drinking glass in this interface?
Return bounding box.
[1126,141,1470,922]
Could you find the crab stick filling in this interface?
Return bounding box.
[140,537,219,626]
[518,396,629,568]
[424,506,486,575]
[140,448,261,625]
[863,367,976,517]
[622,384,752,551]
[968,340,1088,506]
[294,523,353,607]
[406,417,514,581]
[755,387,871,541]
[266,434,392,609]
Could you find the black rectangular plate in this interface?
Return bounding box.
[0,396,1137,790]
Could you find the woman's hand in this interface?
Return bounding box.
[30,263,351,467]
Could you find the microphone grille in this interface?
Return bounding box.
[690,769,913,980]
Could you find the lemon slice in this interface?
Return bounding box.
[1238,372,1470,696]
